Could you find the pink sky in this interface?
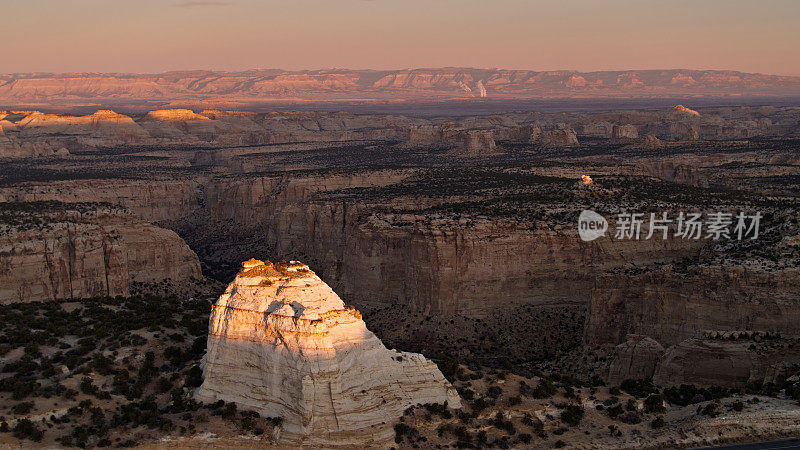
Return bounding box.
[4,0,800,75]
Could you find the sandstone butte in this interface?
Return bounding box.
[195,259,461,446]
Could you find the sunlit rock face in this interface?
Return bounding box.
[195,259,460,446]
[673,104,701,117]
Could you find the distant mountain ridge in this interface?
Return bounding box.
[2,68,799,111]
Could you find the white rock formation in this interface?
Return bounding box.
[195,259,460,446]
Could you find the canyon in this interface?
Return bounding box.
[1,101,800,448]
[0,103,799,423]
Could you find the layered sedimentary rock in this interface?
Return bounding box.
[405,124,496,155]
[636,133,664,149]
[0,204,202,303]
[0,170,709,317]
[606,334,665,385]
[653,336,800,387]
[508,125,543,142]
[669,122,700,141]
[597,264,800,387]
[0,109,421,157]
[537,124,579,147]
[195,259,460,446]
[3,70,800,110]
[585,266,800,347]
[579,122,614,138]
[611,124,639,140]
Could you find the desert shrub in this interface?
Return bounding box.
[490,412,515,432]
[487,385,503,399]
[185,365,203,388]
[560,404,584,426]
[620,379,658,398]
[700,402,719,417]
[607,404,624,418]
[157,377,173,393]
[458,387,475,400]
[603,396,619,406]
[531,379,557,398]
[470,397,487,412]
[651,416,665,428]
[221,402,237,419]
[664,384,730,406]
[80,377,98,395]
[437,358,461,382]
[590,375,606,387]
[12,419,43,442]
[11,402,34,414]
[91,353,114,375]
[643,394,666,413]
[620,411,641,424]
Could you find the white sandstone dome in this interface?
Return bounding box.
[195,259,460,446]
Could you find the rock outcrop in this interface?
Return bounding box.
[405,124,496,155]
[0,109,421,157]
[0,203,202,303]
[606,334,665,385]
[585,266,800,347]
[579,122,614,138]
[195,259,460,446]
[636,133,664,149]
[669,122,700,141]
[673,104,701,117]
[508,125,543,142]
[537,124,579,147]
[611,124,639,140]
[653,337,800,387]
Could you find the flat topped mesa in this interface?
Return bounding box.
[195,259,460,446]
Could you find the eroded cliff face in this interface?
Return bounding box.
[3,69,799,111]
[0,178,203,223]
[181,173,704,316]
[0,203,201,303]
[585,266,800,347]
[195,259,459,446]
[405,124,496,155]
[0,171,707,315]
[653,335,800,387]
[0,109,419,158]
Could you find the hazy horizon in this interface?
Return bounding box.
[5,67,800,77]
[6,0,800,76]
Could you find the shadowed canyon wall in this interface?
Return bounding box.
[0,173,703,315]
[0,205,201,303]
